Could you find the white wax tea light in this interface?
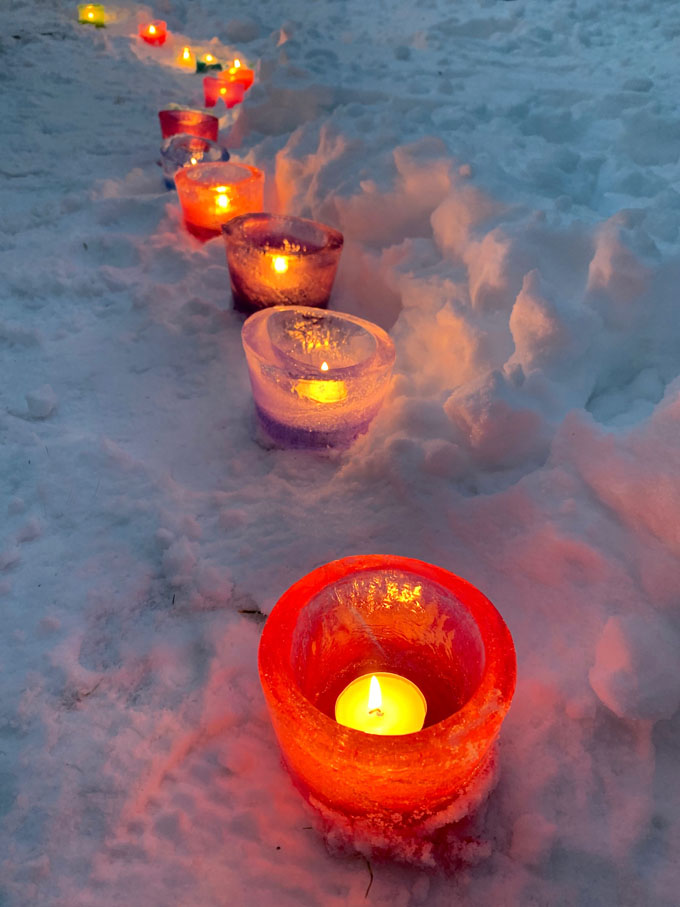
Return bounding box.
[335,672,427,735]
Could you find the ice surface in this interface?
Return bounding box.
[1,0,680,904]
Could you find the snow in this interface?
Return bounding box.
[1,0,680,903]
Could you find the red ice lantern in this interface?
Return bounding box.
[203,74,246,109]
[158,109,219,142]
[258,555,516,854]
[139,20,167,45]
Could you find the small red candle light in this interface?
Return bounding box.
[174,161,264,241]
[203,75,245,109]
[158,109,219,142]
[258,555,516,856]
[139,20,167,46]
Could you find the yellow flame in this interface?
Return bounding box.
[220,86,226,95]
[148,24,156,34]
[205,53,214,63]
[272,255,288,274]
[215,190,230,210]
[87,10,94,18]
[234,58,241,68]
[320,361,329,371]
[367,675,382,713]
[182,47,191,60]
[189,157,197,165]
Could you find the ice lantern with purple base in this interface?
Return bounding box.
[241,306,395,450]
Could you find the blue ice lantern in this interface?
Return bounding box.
[160,134,230,190]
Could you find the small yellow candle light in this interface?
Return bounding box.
[177,46,195,69]
[335,672,427,735]
[78,4,106,27]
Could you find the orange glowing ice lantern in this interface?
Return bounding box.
[174,161,264,241]
[258,555,517,852]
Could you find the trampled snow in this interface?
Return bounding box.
[1,0,679,904]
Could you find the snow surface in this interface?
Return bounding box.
[2,0,680,903]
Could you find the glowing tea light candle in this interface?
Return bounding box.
[176,46,196,69]
[174,161,264,241]
[196,52,222,73]
[295,360,347,404]
[78,4,106,27]
[139,20,167,46]
[222,213,344,314]
[335,673,427,735]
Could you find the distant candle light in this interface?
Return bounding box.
[272,255,289,274]
[139,19,167,45]
[77,4,106,27]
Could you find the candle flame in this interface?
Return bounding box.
[272,255,288,274]
[182,47,191,60]
[148,24,156,34]
[220,87,226,95]
[367,675,383,714]
[189,157,197,165]
[215,188,230,210]
[205,53,214,63]
[321,361,329,371]
[234,58,241,68]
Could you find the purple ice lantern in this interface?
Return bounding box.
[160,134,230,190]
[241,306,395,450]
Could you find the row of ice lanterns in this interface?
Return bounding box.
[78,3,396,452]
[77,5,518,854]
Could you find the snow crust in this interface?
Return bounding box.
[1,0,680,904]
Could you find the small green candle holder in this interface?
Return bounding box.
[77,3,106,27]
[196,56,222,73]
